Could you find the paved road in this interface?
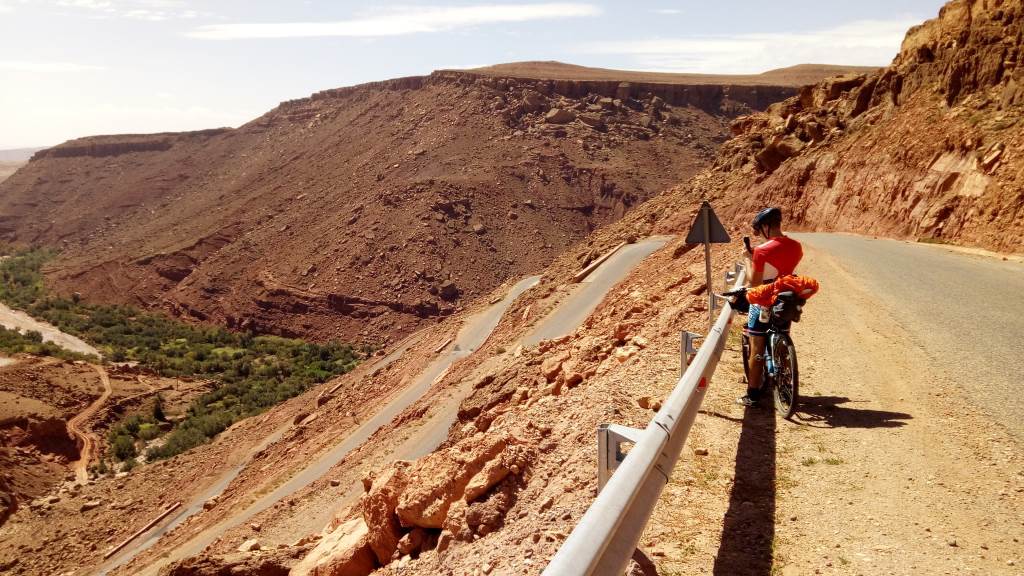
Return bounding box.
[793,233,1024,439]
[111,274,541,576]
[522,236,671,346]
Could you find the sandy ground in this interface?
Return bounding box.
[0,302,100,357]
[643,240,1024,575]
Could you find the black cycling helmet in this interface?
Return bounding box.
[752,207,783,234]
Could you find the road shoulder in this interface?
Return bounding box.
[643,241,1023,575]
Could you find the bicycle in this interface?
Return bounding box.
[723,288,802,419]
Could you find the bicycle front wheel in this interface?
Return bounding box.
[771,333,799,419]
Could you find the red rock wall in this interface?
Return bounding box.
[711,0,1024,252]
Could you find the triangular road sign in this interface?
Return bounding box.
[685,201,731,244]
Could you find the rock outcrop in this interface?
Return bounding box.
[297,430,533,574]
[712,0,1024,252]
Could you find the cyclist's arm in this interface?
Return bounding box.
[747,251,764,287]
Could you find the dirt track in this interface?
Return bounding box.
[67,364,112,484]
[645,235,1024,575]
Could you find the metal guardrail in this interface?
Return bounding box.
[542,265,746,576]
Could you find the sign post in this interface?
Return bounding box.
[685,200,731,326]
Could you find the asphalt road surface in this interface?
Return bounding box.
[793,233,1024,439]
[522,236,671,346]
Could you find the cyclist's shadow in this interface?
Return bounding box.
[794,395,912,429]
[713,406,776,576]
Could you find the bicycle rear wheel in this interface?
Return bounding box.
[770,333,799,419]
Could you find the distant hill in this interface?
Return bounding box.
[0,147,45,163]
[0,148,46,183]
[0,63,817,344]
[459,61,881,87]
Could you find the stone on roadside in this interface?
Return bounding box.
[290,518,376,576]
[614,345,639,363]
[541,351,570,382]
[545,108,576,124]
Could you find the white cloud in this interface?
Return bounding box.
[652,8,682,15]
[52,0,209,20]
[576,18,917,74]
[188,3,602,40]
[0,60,105,72]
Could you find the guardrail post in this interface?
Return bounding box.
[680,331,703,375]
[597,424,644,491]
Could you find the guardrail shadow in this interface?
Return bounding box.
[796,395,912,429]
[712,405,776,576]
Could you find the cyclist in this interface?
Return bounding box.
[737,207,802,407]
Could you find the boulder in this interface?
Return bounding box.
[577,114,606,130]
[439,282,460,301]
[237,538,261,553]
[291,518,377,576]
[395,434,508,529]
[464,453,515,502]
[361,463,409,564]
[613,345,639,363]
[521,90,546,112]
[540,351,570,382]
[545,108,576,124]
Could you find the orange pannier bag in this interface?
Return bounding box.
[746,274,820,307]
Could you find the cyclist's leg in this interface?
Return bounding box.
[748,334,766,393]
[739,305,768,405]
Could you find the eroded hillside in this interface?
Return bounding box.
[710,0,1024,252]
[0,65,855,345]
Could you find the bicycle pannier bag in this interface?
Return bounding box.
[773,292,806,323]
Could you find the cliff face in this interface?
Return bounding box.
[711,0,1024,252]
[0,68,813,343]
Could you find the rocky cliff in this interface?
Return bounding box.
[710,0,1024,252]
[0,64,853,344]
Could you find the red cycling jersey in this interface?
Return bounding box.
[752,235,802,282]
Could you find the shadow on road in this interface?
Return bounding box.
[795,395,912,429]
[713,405,776,576]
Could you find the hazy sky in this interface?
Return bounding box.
[0,0,946,149]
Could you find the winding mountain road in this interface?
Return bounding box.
[113,236,676,575]
[522,236,671,346]
[104,275,542,576]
